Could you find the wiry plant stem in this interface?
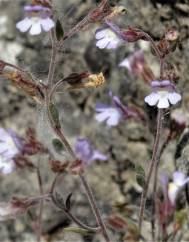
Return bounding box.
[80,173,110,242]
[151,127,170,240]
[36,162,44,242]
[50,174,100,233]
[138,109,163,231]
[47,29,58,87]
[46,96,110,241]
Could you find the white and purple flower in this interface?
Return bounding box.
[0,128,22,174]
[16,5,55,35]
[144,80,181,109]
[95,93,143,127]
[74,138,107,166]
[95,27,124,49]
[95,93,125,127]
[95,103,122,127]
[168,171,189,205]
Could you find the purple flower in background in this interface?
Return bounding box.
[144,80,181,109]
[16,5,55,35]
[168,171,189,205]
[0,128,22,174]
[74,138,107,166]
[95,92,142,127]
[95,27,123,49]
[119,50,145,75]
[95,103,122,127]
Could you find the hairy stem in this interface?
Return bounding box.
[36,162,44,242]
[46,96,110,241]
[47,29,58,87]
[80,173,110,242]
[138,109,163,232]
[50,175,100,233]
[151,128,170,240]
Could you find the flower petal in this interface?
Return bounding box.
[96,38,109,49]
[16,18,33,32]
[106,109,121,126]
[144,92,160,106]
[167,92,181,105]
[95,110,110,122]
[29,21,42,35]
[95,29,110,40]
[119,58,131,70]
[0,159,15,174]
[75,138,93,163]
[173,171,186,186]
[168,182,179,205]
[95,103,110,111]
[92,150,108,161]
[157,97,169,109]
[106,39,121,49]
[40,18,55,32]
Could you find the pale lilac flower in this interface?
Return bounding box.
[95,27,124,49]
[74,138,107,166]
[95,103,122,127]
[144,80,181,109]
[171,108,188,126]
[119,50,145,74]
[95,92,123,127]
[16,5,55,35]
[95,92,143,126]
[0,128,22,174]
[168,171,189,205]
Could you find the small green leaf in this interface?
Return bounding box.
[135,165,146,188]
[54,192,65,209]
[63,227,92,235]
[49,103,61,128]
[65,193,73,211]
[52,138,64,153]
[136,174,146,188]
[56,19,64,41]
[135,164,145,177]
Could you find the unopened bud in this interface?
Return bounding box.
[165,28,179,42]
[121,29,146,42]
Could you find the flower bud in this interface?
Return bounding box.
[165,28,179,42]
[121,28,146,42]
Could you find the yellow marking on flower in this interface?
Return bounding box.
[169,182,178,192]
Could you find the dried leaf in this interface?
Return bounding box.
[68,72,106,90]
[107,214,127,231]
[50,160,69,173]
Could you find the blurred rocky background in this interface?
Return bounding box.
[0,0,189,241]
